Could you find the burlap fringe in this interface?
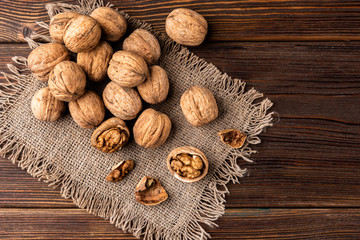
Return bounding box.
[0,0,274,239]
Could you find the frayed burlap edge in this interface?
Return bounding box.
[0,0,274,239]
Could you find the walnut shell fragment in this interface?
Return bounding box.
[90,7,127,42]
[107,51,148,88]
[165,8,208,46]
[106,160,134,182]
[135,176,168,206]
[180,85,218,127]
[69,90,105,129]
[28,43,70,82]
[31,87,66,122]
[133,108,171,149]
[218,129,247,149]
[91,117,130,153]
[167,146,208,183]
[63,15,101,53]
[77,41,113,82]
[123,29,161,65]
[49,12,81,43]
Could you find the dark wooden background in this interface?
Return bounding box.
[1,0,360,239]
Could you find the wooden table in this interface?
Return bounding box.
[1,0,360,239]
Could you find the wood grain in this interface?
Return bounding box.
[1,0,360,42]
[1,208,360,239]
[1,42,359,208]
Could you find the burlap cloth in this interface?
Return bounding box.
[0,0,274,239]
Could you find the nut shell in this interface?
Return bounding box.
[166,146,209,183]
[90,7,127,42]
[63,15,101,53]
[107,51,148,88]
[91,117,130,153]
[137,65,169,104]
[133,108,171,149]
[69,90,105,128]
[180,85,218,127]
[28,43,70,82]
[218,129,247,149]
[31,87,65,122]
[48,61,86,102]
[123,29,161,65]
[135,176,168,206]
[165,8,208,46]
[49,12,81,43]
[103,81,142,120]
[77,41,113,82]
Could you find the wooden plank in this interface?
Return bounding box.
[1,0,360,42]
[1,208,360,239]
[0,42,359,208]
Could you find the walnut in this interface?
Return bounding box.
[90,7,127,42]
[123,29,161,65]
[77,41,113,82]
[103,81,142,120]
[218,129,247,149]
[107,51,148,88]
[91,117,130,153]
[63,15,101,53]
[133,108,171,149]
[31,87,65,122]
[135,176,168,206]
[105,160,134,182]
[69,90,105,128]
[27,43,70,82]
[48,61,86,102]
[49,12,81,43]
[137,65,169,104]
[180,85,218,127]
[167,146,209,183]
[165,8,208,46]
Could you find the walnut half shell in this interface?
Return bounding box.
[135,176,168,206]
[218,129,247,149]
[91,117,130,153]
[106,160,134,182]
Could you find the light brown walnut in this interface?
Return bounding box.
[133,108,171,149]
[107,51,148,88]
[137,65,169,104]
[103,81,142,120]
[77,41,113,82]
[69,90,105,129]
[180,85,218,127]
[27,43,70,82]
[48,61,86,102]
[165,8,208,46]
[31,87,65,122]
[106,160,134,182]
[90,7,127,42]
[49,12,80,43]
[63,15,101,53]
[123,29,161,65]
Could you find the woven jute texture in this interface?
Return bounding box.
[0,1,274,239]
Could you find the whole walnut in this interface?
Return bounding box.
[63,15,101,53]
[48,61,86,102]
[180,85,218,127]
[133,108,171,149]
[69,90,105,128]
[123,29,161,65]
[107,51,148,87]
[77,41,113,82]
[49,12,80,43]
[28,43,70,81]
[90,7,127,42]
[137,65,169,104]
[31,87,65,122]
[103,81,142,120]
[165,8,208,46]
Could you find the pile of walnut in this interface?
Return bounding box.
[28,7,247,206]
